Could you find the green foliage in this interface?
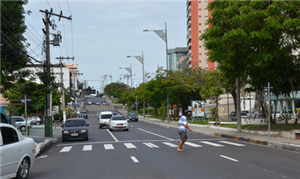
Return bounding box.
[1,0,29,90]
[2,80,61,115]
[104,82,128,98]
[210,107,218,121]
[157,106,167,120]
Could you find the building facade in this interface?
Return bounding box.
[168,47,187,71]
[186,0,215,70]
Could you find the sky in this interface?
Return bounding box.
[24,0,187,93]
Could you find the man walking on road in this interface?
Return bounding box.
[177,111,192,151]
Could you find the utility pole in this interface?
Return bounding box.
[56,56,75,124]
[40,9,72,133]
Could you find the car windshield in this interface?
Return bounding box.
[129,113,137,117]
[112,117,126,121]
[101,114,112,119]
[81,112,87,114]
[65,120,86,127]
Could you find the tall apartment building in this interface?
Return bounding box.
[186,0,215,70]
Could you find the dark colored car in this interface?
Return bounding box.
[80,111,88,119]
[61,118,89,142]
[127,112,138,122]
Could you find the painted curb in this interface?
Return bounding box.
[35,138,58,157]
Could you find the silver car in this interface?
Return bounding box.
[108,115,129,131]
[11,116,32,132]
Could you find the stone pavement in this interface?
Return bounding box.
[29,111,300,157]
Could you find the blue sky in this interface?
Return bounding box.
[24,0,187,92]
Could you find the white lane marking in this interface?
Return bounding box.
[104,144,114,150]
[131,156,139,163]
[38,155,48,159]
[60,146,72,153]
[220,155,238,162]
[83,145,92,151]
[56,139,222,147]
[185,142,202,147]
[219,141,246,146]
[124,143,136,149]
[107,129,119,142]
[138,128,174,141]
[162,142,178,148]
[200,141,224,147]
[143,142,159,148]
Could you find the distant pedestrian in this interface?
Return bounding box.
[177,111,192,151]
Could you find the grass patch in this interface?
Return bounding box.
[188,119,209,125]
[220,124,300,131]
[112,98,119,104]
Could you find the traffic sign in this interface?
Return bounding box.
[134,102,139,106]
[20,94,32,104]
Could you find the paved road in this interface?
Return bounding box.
[29,104,300,179]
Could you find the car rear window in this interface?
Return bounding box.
[101,114,112,119]
[65,120,86,127]
[129,113,137,117]
[112,117,126,121]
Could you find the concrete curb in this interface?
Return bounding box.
[35,138,58,157]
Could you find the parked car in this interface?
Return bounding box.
[108,115,129,131]
[272,111,292,119]
[241,111,251,116]
[127,112,138,122]
[28,116,41,125]
[61,118,89,142]
[0,123,35,179]
[98,111,113,129]
[80,111,88,119]
[11,116,32,132]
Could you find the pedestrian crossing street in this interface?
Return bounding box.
[59,140,246,153]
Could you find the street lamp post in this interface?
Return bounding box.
[144,22,170,122]
[120,65,133,111]
[127,52,145,118]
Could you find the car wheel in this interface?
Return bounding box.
[62,138,66,142]
[20,126,26,132]
[85,136,89,141]
[109,128,112,131]
[99,125,102,129]
[16,157,30,179]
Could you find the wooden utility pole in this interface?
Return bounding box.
[56,56,74,123]
[40,9,72,119]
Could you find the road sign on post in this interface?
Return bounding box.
[20,94,32,136]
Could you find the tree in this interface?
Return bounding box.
[201,1,300,131]
[1,0,31,90]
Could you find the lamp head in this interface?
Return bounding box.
[143,29,148,32]
[126,56,131,58]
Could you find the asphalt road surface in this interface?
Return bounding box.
[30,104,300,179]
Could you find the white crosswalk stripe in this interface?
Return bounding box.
[83,145,92,151]
[124,143,136,149]
[143,142,159,148]
[58,140,246,153]
[104,144,114,150]
[219,141,246,146]
[60,146,72,153]
[200,141,224,147]
[185,142,202,147]
[162,142,178,148]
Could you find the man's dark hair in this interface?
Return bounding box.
[182,111,188,116]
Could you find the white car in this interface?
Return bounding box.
[11,116,32,132]
[27,116,41,125]
[0,123,35,179]
[108,115,129,131]
[98,111,113,129]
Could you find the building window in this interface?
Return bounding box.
[199,8,201,11]
[199,15,201,18]
[204,15,208,17]
[204,8,207,10]
[199,60,201,62]
[199,45,202,48]
[200,53,202,55]
[199,23,201,25]
[199,30,202,33]
[199,1,201,3]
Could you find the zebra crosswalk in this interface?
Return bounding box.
[58,140,246,153]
